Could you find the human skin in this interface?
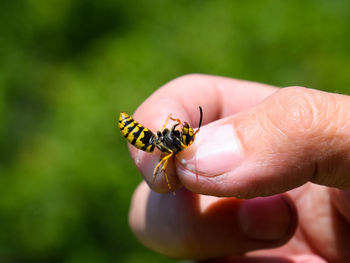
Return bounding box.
[127,74,350,263]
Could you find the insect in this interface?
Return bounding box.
[119,107,203,192]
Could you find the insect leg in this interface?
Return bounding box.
[170,117,182,126]
[160,154,173,192]
[162,114,182,130]
[162,114,172,130]
[153,152,174,191]
[154,158,164,176]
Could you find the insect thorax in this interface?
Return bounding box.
[154,126,185,154]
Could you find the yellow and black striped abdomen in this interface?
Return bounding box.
[119,112,155,152]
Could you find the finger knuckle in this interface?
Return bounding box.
[273,86,323,135]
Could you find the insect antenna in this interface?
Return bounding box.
[193,106,203,136]
[198,106,203,130]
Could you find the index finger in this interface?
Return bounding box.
[128,74,277,193]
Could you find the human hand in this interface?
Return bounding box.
[127,74,350,263]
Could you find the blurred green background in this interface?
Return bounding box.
[1,0,350,262]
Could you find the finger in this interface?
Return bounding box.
[328,188,350,254]
[331,189,350,222]
[287,184,350,261]
[127,74,277,192]
[129,182,297,260]
[195,254,328,263]
[178,87,350,197]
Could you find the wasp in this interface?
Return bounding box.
[119,107,203,192]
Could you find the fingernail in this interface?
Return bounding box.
[179,124,243,176]
[238,196,293,241]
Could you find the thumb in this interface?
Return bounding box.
[177,86,350,198]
